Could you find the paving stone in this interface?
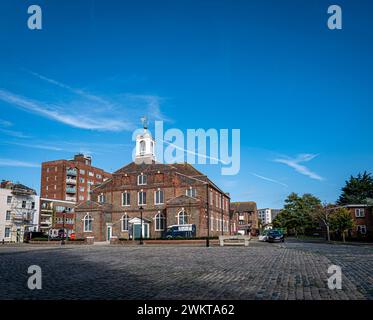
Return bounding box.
[0,241,371,300]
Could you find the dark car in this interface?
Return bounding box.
[267,230,284,243]
[165,224,196,239]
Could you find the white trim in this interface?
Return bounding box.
[154,212,165,231]
[121,214,129,231]
[121,191,131,206]
[154,189,164,205]
[83,213,93,232]
[138,191,147,206]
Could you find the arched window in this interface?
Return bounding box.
[140,140,146,155]
[121,214,129,231]
[151,141,154,154]
[177,210,188,225]
[155,212,165,231]
[83,214,93,232]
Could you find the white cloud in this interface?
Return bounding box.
[0,128,31,139]
[274,153,324,181]
[0,118,31,138]
[0,158,40,168]
[251,173,288,187]
[0,119,12,127]
[0,89,133,132]
[0,72,170,132]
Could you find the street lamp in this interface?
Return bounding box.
[139,206,144,245]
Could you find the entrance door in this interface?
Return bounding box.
[133,223,149,239]
[107,226,112,241]
[133,224,141,239]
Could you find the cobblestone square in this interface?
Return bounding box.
[0,240,372,300]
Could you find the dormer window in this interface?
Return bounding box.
[137,174,147,185]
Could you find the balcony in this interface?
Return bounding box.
[65,196,76,202]
[66,177,77,185]
[66,187,76,194]
[66,168,77,177]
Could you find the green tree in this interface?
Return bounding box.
[274,193,321,236]
[311,203,335,242]
[337,171,373,205]
[330,208,355,242]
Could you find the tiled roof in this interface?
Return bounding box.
[230,201,257,212]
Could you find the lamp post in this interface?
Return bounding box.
[139,206,144,245]
[61,210,66,245]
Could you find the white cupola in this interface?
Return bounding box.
[135,117,156,164]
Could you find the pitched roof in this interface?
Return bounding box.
[104,161,229,196]
[230,201,257,212]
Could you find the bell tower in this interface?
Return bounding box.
[135,116,156,164]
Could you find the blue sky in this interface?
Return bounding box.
[0,0,372,208]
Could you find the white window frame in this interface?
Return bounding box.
[4,227,11,238]
[121,214,129,231]
[122,191,130,206]
[357,225,367,234]
[83,214,93,232]
[177,210,188,225]
[98,193,105,203]
[355,208,365,218]
[138,191,146,205]
[186,187,196,198]
[5,211,11,221]
[154,189,164,205]
[210,216,214,231]
[137,174,147,185]
[154,212,165,231]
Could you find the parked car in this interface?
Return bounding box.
[258,231,269,242]
[267,230,285,243]
[165,224,196,239]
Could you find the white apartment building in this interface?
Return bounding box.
[0,181,40,243]
[257,208,281,227]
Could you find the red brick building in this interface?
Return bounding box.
[40,154,111,235]
[75,127,231,241]
[41,154,111,203]
[342,204,373,239]
[230,202,258,236]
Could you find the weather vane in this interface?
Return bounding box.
[141,116,148,130]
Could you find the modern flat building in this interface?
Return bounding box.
[39,198,75,237]
[230,202,258,236]
[0,181,39,243]
[75,124,231,241]
[40,154,111,203]
[40,154,111,235]
[257,208,281,227]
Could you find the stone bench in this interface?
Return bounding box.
[219,235,251,247]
